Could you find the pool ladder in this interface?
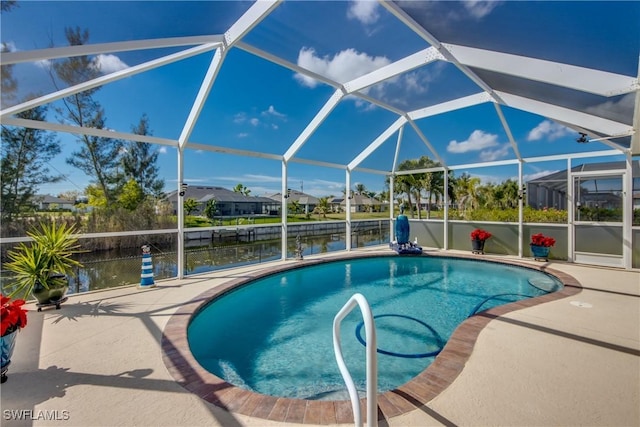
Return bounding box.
[332,293,378,427]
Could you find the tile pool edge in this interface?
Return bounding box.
[161,253,582,425]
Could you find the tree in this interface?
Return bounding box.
[183,198,198,216]
[233,183,251,196]
[121,114,164,199]
[313,197,330,219]
[117,179,144,211]
[1,42,17,108]
[289,200,300,215]
[204,198,217,220]
[53,27,123,205]
[453,173,481,216]
[1,105,63,222]
[355,183,367,195]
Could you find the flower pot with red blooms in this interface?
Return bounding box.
[1,295,28,383]
[470,229,492,254]
[530,233,556,261]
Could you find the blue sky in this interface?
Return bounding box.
[2,1,638,198]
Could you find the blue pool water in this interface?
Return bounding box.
[188,256,562,400]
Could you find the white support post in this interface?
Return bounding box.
[281,160,288,260]
[623,154,633,269]
[389,176,395,241]
[346,170,352,251]
[177,149,185,279]
[567,158,574,263]
[518,161,524,258]
[443,169,449,250]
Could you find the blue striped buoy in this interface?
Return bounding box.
[139,245,155,288]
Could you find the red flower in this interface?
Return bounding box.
[470,228,492,241]
[530,233,555,247]
[1,295,28,337]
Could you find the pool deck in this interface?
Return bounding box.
[2,247,639,427]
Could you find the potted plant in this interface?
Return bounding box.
[4,222,83,310]
[470,228,492,254]
[1,295,28,383]
[530,233,556,261]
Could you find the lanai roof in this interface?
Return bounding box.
[1,1,638,194]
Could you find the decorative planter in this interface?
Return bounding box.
[1,330,19,383]
[33,274,69,311]
[530,244,551,261]
[471,239,486,254]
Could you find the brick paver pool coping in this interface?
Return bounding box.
[161,252,582,425]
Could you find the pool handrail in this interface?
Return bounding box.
[332,293,378,427]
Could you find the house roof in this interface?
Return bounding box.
[34,195,75,204]
[166,186,278,204]
[267,190,319,205]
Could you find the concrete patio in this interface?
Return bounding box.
[2,248,639,427]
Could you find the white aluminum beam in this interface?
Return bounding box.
[178,48,225,149]
[235,41,341,89]
[224,0,282,47]
[0,35,224,65]
[185,141,283,161]
[380,1,505,104]
[349,91,407,116]
[406,119,446,166]
[343,47,444,94]
[493,103,522,161]
[449,159,519,170]
[394,166,445,175]
[290,157,346,170]
[524,149,622,164]
[353,166,389,176]
[1,43,218,119]
[284,89,345,161]
[444,43,639,97]
[497,91,634,136]
[348,116,407,170]
[1,117,179,147]
[392,125,404,173]
[408,92,492,120]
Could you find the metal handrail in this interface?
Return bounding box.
[332,293,378,427]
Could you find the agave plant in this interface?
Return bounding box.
[4,222,84,300]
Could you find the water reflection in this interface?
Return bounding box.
[63,228,389,295]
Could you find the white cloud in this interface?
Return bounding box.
[2,41,17,52]
[447,130,499,153]
[294,47,390,88]
[249,118,259,127]
[237,133,248,138]
[463,1,502,19]
[158,147,167,154]
[92,54,129,74]
[527,120,571,141]
[585,92,635,123]
[347,0,380,25]
[233,112,247,124]
[261,105,286,119]
[479,144,511,161]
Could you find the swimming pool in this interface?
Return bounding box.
[187,255,563,400]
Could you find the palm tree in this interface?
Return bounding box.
[313,197,330,219]
[355,183,367,195]
[289,200,300,215]
[453,173,481,216]
[233,183,251,196]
